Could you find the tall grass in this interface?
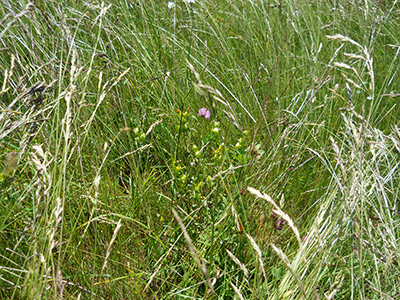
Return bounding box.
[1,0,399,299]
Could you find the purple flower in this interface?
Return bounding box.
[271,214,285,231]
[198,108,211,119]
[277,219,285,231]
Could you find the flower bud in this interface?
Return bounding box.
[206,175,213,186]
[180,174,187,183]
[133,127,140,136]
[211,127,219,134]
[194,181,202,192]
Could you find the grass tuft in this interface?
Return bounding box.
[1,0,400,299]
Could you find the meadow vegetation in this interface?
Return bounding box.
[1,0,400,299]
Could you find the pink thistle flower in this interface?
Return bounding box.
[198,108,211,119]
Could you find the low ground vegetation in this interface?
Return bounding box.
[1,0,400,299]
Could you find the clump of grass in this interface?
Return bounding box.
[1,0,400,299]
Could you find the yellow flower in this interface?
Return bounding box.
[194,181,202,192]
[214,144,223,154]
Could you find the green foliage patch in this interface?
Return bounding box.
[1,0,400,299]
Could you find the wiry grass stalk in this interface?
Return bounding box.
[102,219,122,272]
[172,208,215,296]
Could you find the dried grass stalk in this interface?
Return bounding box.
[226,249,249,277]
[230,282,245,300]
[172,208,214,294]
[102,219,122,271]
[247,187,302,248]
[246,233,266,281]
[271,243,306,297]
